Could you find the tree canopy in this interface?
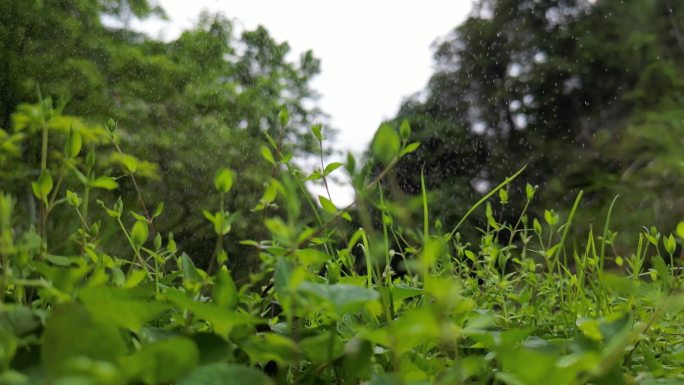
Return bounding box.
[0,0,325,273]
[384,0,684,242]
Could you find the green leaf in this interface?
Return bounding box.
[122,337,199,385]
[177,363,273,385]
[299,334,344,364]
[66,190,81,207]
[152,202,164,218]
[296,248,330,269]
[318,195,337,214]
[65,126,82,158]
[371,123,400,163]
[346,152,356,173]
[98,199,120,218]
[125,269,148,288]
[242,333,300,365]
[544,209,558,226]
[86,148,96,167]
[208,211,231,236]
[274,257,294,310]
[105,118,117,133]
[533,218,542,234]
[166,289,261,336]
[652,255,671,286]
[323,162,343,175]
[298,282,379,317]
[192,333,232,365]
[366,374,404,385]
[213,267,238,310]
[42,303,126,377]
[154,233,162,250]
[526,183,536,200]
[181,253,203,285]
[260,145,275,165]
[303,170,323,181]
[120,154,138,173]
[114,196,124,214]
[131,220,149,248]
[78,286,168,331]
[167,232,177,253]
[202,209,215,223]
[31,170,53,204]
[664,234,676,256]
[389,307,441,354]
[213,168,235,194]
[70,165,88,184]
[130,211,147,222]
[278,107,289,126]
[399,119,411,140]
[254,179,279,211]
[499,188,509,204]
[311,123,323,141]
[89,176,118,190]
[399,141,420,156]
[676,221,684,239]
[216,249,228,265]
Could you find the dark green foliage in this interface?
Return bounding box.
[383,0,684,242]
[0,114,684,385]
[1,1,683,383]
[0,0,325,274]
[0,117,682,383]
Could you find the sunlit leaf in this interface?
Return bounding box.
[399,119,411,140]
[260,145,275,165]
[676,221,684,238]
[323,162,343,175]
[213,168,235,194]
[131,220,149,248]
[31,170,53,204]
[89,176,118,190]
[311,123,323,141]
[371,123,400,163]
[65,126,82,158]
[318,195,337,214]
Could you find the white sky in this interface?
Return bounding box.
[132,0,471,205]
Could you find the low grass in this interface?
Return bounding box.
[0,108,682,385]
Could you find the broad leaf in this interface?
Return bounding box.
[42,303,126,376]
[122,337,199,385]
[177,363,273,385]
[371,123,400,163]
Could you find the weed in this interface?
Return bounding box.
[0,104,682,385]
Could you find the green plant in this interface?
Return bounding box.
[0,112,682,385]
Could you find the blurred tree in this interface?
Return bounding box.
[379,0,684,241]
[0,0,324,274]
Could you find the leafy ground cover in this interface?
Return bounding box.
[1,102,683,385]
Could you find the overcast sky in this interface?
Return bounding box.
[133,0,471,205]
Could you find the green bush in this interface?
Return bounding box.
[0,109,683,385]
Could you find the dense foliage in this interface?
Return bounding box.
[0,0,324,274]
[0,105,683,384]
[1,1,683,384]
[386,0,684,242]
